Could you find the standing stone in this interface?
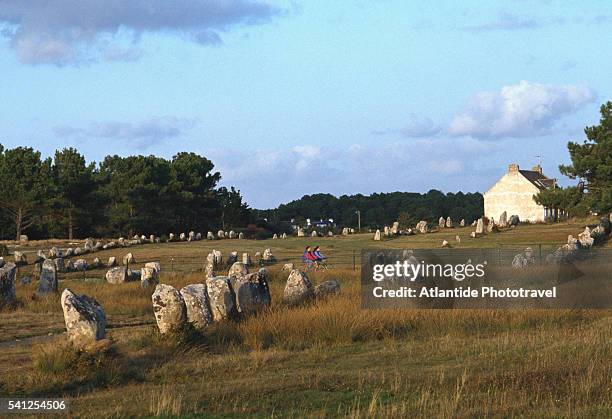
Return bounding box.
[32,261,42,280]
[122,252,135,266]
[64,248,74,257]
[150,234,156,243]
[204,253,217,278]
[37,259,58,294]
[169,233,175,242]
[54,257,66,273]
[145,261,161,272]
[91,258,102,269]
[205,276,239,321]
[297,227,305,237]
[342,227,349,236]
[314,279,341,298]
[49,247,62,259]
[441,240,450,248]
[229,231,236,239]
[273,233,278,239]
[0,257,4,268]
[207,231,215,240]
[282,233,287,239]
[242,253,252,266]
[188,231,195,241]
[73,259,88,271]
[73,247,83,256]
[106,266,129,284]
[487,218,497,233]
[228,251,238,265]
[498,211,508,228]
[416,221,429,234]
[328,231,333,237]
[262,248,275,262]
[238,232,245,239]
[107,257,117,267]
[311,231,318,237]
[383,226,390,237]
[196,232,202,240]
[84,238,94,252]
[512,254,529,269]
[180,232,186,241]
[438,217,446,228]
[350,228,355,234]
[455,235,461,243]
[13,251,27,266]
[391,222,400,235]
[217,230,225,239]
[228,262,248,278]
[233,270,271,314]
[0,263,17,307]
[578,226,595,248]
[282,262,295,271]
[35,249,46,263]
[61,289,106,348]
[254,251,261,262]
[180,284,213,330]
[460,219,465,227]
[374,230,381,241]
[19,234,28,243]
[476,218,485,234]
[446,217,453,228]
[283,270,314,305]
[509,215,520,226]
[152,284,187,334]
[140,267,159,288]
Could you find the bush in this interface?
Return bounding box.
[0,244,8,256]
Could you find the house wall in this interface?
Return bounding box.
[484,171,546,223]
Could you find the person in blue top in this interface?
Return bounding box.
[312,246,326,261]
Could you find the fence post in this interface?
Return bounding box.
[171,257,174,272]
[352,249,356,271]
[538,244,542,265]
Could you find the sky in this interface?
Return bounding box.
[1,0,611,209]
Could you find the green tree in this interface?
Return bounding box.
[53,148,96,239]
[0,145,53,240]
[218,186,250,230]
[559,101,612,213]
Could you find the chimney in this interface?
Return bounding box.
[508,163,519,173]
[532,164,542,174]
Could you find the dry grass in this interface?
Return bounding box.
[1,224,611,417]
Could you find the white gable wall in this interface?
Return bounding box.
[484,171,546,223]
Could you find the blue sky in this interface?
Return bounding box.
[1,0,611,208]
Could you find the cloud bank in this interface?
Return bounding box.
[380,81,595,140]
[0,0,281,65]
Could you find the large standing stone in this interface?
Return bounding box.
[19,234,28,243]
[180,232,186,241]
[140,267,159,288]
[311,230,318,237]
[509,215,520,227]
[61,289,106,348]
[476,218,485,234]
[578,226,594,248]
[217,230,225,239]
[391,221,399,235]
[35,249,46,263]
[207,231,215,240]
[238,232,245,239]
[84,238,94,252]
[283,270,314,305]
[460,219,465,227]
[152,284,187,334]
[106,266,129,284]
[14,251,27,266]
[282,262,295,271]
[297,227,305,237]
[227,251,238,265]
[0,263,17,307]
[188,231,195,241]
[229,230,236,239]
[205,276,239,321]
[49,247,62,259]
[122,252,135,266]
[445,217,453,228]
[272,233,278,239]
[498,211,508,228]
[107,256,117,267]
[487,218,498,233]
[314,279,341,298]
[342,227,349,236]
[262,248,275,262]
[438,217,446,228]
[180,284,213,329]
[232,269,271,314]
[37,259,58,294]
[373,230,381,241]
[416,221,429,234]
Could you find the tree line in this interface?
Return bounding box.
[0,146,250,240]
[255,190,484,230]
[535,101,612,217]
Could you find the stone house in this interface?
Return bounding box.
[484,164,558,223]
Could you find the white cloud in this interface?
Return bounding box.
[448,81,595,138]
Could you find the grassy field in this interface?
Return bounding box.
[1,220,611,417]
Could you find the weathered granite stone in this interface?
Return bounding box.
[106,266,129,284]
[283,270,314,305]
[37,259,58,294]
[232,270,271,314]
[373,230,381,241]
[73,258,88,271]
[14,251,27,266]
[152,284,186,334]
[314,279,341,298]
[61,288,106,348]
[180,284,213,329]
[0,263,17,307]
[122,252,135,266]
[140,266,159,288]
[205,276,239,321]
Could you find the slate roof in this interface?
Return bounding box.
[519,170,556,190]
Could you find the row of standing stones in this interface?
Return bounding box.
[0,248,341,349]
